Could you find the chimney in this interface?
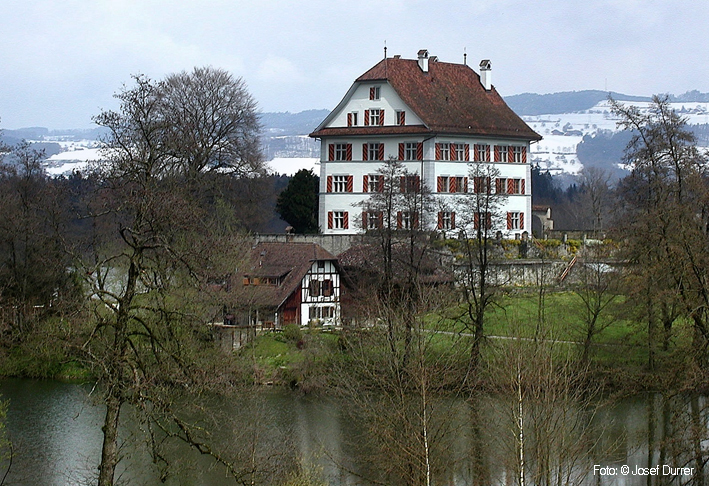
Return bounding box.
[417,49,429,72]
[479,59,492,90]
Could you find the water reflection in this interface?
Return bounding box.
[0,379,706,485]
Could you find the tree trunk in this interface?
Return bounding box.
[98,393,122,486]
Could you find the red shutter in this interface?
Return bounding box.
[400,176,406,193]
[486,145,491,161]
[346,144,352,161]
[328,211,333,229]
[437,212,443,229]
[364,110,370,126]
[413,212,419,229]
[494,145,500,162]
[451,143,457,161]
[486,213,492,229]
[463,177,468,193]
[397,211,403,228]
[437,176,444,193]
[398,143,405,160]
[347,113,352,127]
[369,87,375,100]
[377,212,384,228]
[522,147,527,163]
[346,175,353,192]
[507,178,514,195]
[399,111,405,125]
[520,212,525,229]
[417,142,424,161]
[363,175,369,192]
[327,175,333,192]
[343,212,349,229]
[450,177,457,193]
[451,212,456,229]
[507,212,512,230]
[435,143,441,160]
[473,144,479,161]
[362,211,368,229]
[465,144,470,161]
[378,144,384,160]
[496,178,503,194]
[521,179,526,194]
[508,146,513,162]
[362,143,368,161]
[474,212,480,229]
[377,176,384,193]
[379,109,385,126]
[328,144,334,161]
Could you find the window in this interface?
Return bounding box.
[474,212,492,230]
[333,175,348,193]
[496,145,509,163]
[369,86,381,100]
[400,175,420,193]
[396,110,406,126]
[328,211,348,230]
[507,212,525,230]
[368,108,382,126]
[347,112,358,127]
[475,144,491,162]
[327,175,352,193]
[309,305,335,320]
[364,174,383,193]
[437,176,466,193]
[438,211,456,230]
[511,146,526,163]
[364,142,384,161]
[334,143,350,161]
[328,143,351,161]
[363,210,383,230]
[436,142,451,161]
[399,142,423,161]
[308,279,320,297]
[453,143,467,161]
[397,211,419,230]
[472,176,492,194]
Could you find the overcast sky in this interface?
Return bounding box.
[0,0,706,129]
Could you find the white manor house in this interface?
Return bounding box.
[310,49,541,237]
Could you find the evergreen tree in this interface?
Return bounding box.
[275,169,319,233]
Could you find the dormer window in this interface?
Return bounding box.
[396,110,406,126]
[369,86,381,100]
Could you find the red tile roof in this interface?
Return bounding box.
[310,57,541,141]
[244,242,337,309]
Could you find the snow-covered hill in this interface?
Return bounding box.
[525,100,709,175]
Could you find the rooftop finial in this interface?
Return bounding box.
[384,40,387,59]
[464,47,467,66]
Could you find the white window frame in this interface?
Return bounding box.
[497,145,509,163]
[404,142,418,161]
[441,211,454,230]
[366,211,381,230]
[476,144,490,162]
[333,211,346,229]
[368,142,383,161]
[454,143,465,161]
[396,110,405,125]
[369,109,382,126]
[371,86,381,100]
[509,212,521,230]
[350,112,358,126]
[512,146,524,163]
[439,142,451,161]
[334,143,348,161]
[367,174,381,193]
[332,175,348,193]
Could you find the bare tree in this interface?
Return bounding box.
[452,162,508,375]
[612,95,709,366]
[79,69,265,486]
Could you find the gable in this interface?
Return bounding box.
[315,81,424,131]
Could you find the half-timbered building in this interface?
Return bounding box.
[241,242,342,327]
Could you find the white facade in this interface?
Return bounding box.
[311,54,539,238]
